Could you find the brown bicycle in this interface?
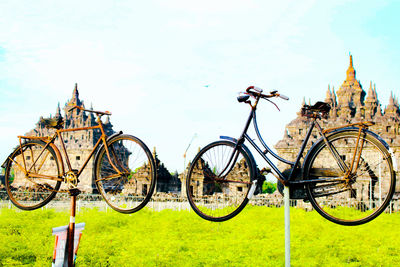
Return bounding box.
[2,105,156,213]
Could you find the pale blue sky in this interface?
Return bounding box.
[0,0,399,172]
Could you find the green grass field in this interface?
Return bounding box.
[0,206,399,266]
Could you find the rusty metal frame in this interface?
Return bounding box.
[13,106,123,190]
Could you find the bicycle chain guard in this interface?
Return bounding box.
[277,168,308,200]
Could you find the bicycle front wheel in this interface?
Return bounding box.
[4,140,61,210]
[186,141,256,222]
[304,130,395,225]
[95,134,156,213]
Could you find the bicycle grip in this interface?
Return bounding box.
[279,94,289,101]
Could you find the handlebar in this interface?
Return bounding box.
[245,86,289,101]
[67,105,111,116]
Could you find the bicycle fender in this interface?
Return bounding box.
[302,127,393,172]
[106,131,124,142]
[2,143,25,169]
[2,150,16,169]
[220,135,238,143]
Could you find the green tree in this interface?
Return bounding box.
[262,181,277,194]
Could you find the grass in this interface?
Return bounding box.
[0,206,399,266]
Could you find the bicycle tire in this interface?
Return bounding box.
[5,140,61,210]
[304,130,395,225]
[94,134,156,213]
[186,140,256,222]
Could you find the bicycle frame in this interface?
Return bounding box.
[13,113,123,185]
[229,97,371,187]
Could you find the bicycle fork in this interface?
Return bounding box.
[216,137,258,199]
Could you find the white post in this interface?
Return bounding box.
[284,186,290,267]
[369,179,372,210]
[379,161,382,207]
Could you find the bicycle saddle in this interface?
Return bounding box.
[301,101,331,118]
[40,117,64,129]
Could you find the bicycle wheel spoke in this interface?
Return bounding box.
[306,131,394,225]
[95,135,155,213]
[5,141,61,210]
[186,141,254,221]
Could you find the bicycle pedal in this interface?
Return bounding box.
[254,175,266,196]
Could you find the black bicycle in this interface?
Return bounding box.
[186,86,396,225]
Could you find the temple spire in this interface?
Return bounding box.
[346,54,356,81]
[332,86,337,107]
[377,104,382,117]
[326,85,332,98]
[389,91,394,105]
[71,83,81,106]
[55,103,61,118]
[366,81,376,101]
[73,83,79,99]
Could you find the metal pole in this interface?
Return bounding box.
[284,186,290,267]
[68,188,81,267]
[67,195,76,267]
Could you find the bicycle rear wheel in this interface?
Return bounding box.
[4,140,61,210]
[186,141,256,222]
[304,130,395,225]
[95,134,156,213]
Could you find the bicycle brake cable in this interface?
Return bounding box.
[265,98,280,111]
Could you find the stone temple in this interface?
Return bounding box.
[24,84,180,193]
[275,55,400,193]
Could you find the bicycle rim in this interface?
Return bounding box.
[305,131,395,225]
[5,141,61,210]
[95,135,156,213]
[186,141,254,222]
